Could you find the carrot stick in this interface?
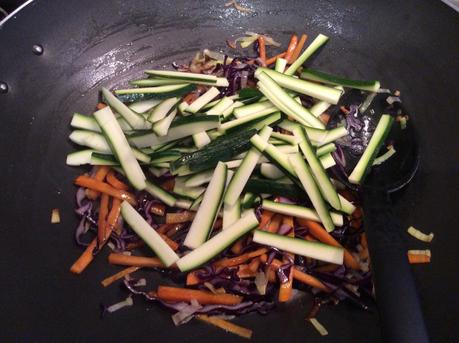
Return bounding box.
[279,216,294,302]
[108,253,166,268]
[71,197,119,274]
[231,238,244,254]
[183,92,199,104]
[165,223,186,237]
[408,254,431,264]
[407,250,431,264]
[125,240,144,250]
[259,210,274,230]
[86,166,111,199]
[161,178,175,192]
[106,171,129,190]
[196,315,253,339]
[75,175,137,205]
[297,218,360,270]
[96,103,107,110]
[157,224,171,234]
[319,112,330,125]
[186,271,201,286]
[284,34,298,63]
[237,264,256,278]
[101,266,140,287]
[314,263,340,273]
[288,33,308,63]
[157,286,243,305]
[260,255,329,292]
[97,194,110,245]
[265,52,286,66]
[166,211,196,224]
[266,214,282,233]
[106,198,121,232]
[159,233,179,251]
[70,239,98,274]
[150,203,166,216]
[266,267,276,283]
[248,257,261,272]
[257,36,266,62]
[305,234,317,241]
[213,248,268,268]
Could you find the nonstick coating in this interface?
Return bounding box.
[1,1,458,342]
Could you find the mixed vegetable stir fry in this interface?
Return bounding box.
[66,32,432,338]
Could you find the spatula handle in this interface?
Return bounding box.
[363,189,429,343]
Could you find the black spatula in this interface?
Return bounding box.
[330,89,429,343]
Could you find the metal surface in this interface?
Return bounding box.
[1,1,458,342]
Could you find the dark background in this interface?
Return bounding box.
[0,1,458,342]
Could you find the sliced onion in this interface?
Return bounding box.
[407,226,434,243]
[106,295,133,313]
[255,271,268,295]
[308,318,328,336]
[171,299,202,326]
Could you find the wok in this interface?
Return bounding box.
[1,1,458,342]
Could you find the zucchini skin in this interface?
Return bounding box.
[171,129,257,173]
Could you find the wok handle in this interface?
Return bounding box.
[362,189,429,343]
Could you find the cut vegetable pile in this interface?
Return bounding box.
[66,31,427,339]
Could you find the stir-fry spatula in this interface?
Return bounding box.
[330,90,429,343]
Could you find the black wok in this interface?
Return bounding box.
[1,1,458,342]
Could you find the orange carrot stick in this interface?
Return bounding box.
[260,255,329,292]
[186,272,201,286]
[196,315,253,339]
[101,266,140,287]
[157,224,171,234]
[86,166,111,199]
[158,233,179,251]
[231,238,244,254]
[248,257,261,272]
[71,198,119,274]
[166,211,196,224]
[297,218,360,270]
[74,175,137,205]
[150,203,166,216]
[266,267,277,283]
[96,103,107,110]
[183,92,199,104]
[259,210,274,230]
[70,239,98,274]
[265,52,287,66]
[257,36,266,62]
[125,240,144,251]
[165,223,186,237]
[408,251,431,264]
[97,194,110,245]
[266,214,282,233]
[157,286,243,305]
[237,264,256,278]
[279,216,294,302]
[213,248,268,268]
[108,253,166,268]
[289,33,308,63]
[408,254,431,264]
[161,178,175,192]
[106,171,129,190]
[106,198,121,232]
[319,112,331,125]
[284,34,298,63]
